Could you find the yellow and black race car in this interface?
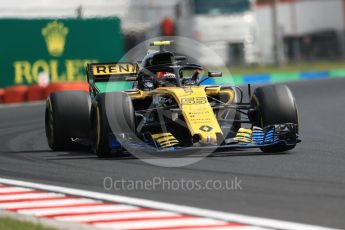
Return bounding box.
[45,41,300,158]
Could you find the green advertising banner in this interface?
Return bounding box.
[0,18,124,88]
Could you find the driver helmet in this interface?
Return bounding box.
[156,71,176,86]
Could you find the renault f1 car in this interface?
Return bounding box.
[45,41,300,158]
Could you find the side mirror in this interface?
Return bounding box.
[175,56,187,61]
[208,71,222,77]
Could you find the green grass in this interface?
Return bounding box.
[0,217,56,230]
[226,61,345,75]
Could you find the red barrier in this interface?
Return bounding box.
[27,85,46,102]
[68,81,89,92]
[1,82,89,104]
[44,82,89,98]
[3,85,28,103]
[0,89,4,103]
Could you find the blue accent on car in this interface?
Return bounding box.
[110,136,122,149]
[252,128,278,145]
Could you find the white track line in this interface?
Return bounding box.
[182,227,272,230]
[0,178,339,230]
[19,204,139,216]
[0,187,33,193]
[0,198,97,209]
[0,192,64,201]
[56,210,180,222]
[94,218,224,229]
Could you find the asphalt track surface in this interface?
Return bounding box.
[0,78,344,229]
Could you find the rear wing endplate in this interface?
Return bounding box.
[87,62,139,82]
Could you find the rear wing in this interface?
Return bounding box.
[86,62,139,83]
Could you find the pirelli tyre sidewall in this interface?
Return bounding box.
[45,91,91,151]
[251,84,299,153]
[92,92,135,158]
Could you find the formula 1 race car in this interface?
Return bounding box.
[45,41,300,158]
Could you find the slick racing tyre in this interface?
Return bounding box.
[92,92,135,158]
[251,84,298,153]
[45,91,91,151]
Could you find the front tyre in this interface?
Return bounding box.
[251,84,299,153]
[92,92,135,158]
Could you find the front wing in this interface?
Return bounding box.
[114,123,300,153]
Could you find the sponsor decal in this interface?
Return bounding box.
[14,59,97,84]
[181,97,207,105]
[42,21,68,57]
[0,18,123,87]
[92,63,137,76]
[13,20,98,84]
[199,125,213,132]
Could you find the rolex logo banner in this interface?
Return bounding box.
[0,18,124,87]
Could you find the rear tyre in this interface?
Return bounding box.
[251,84,298,153]
[92,92,135,158]
[45,91,91,151]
